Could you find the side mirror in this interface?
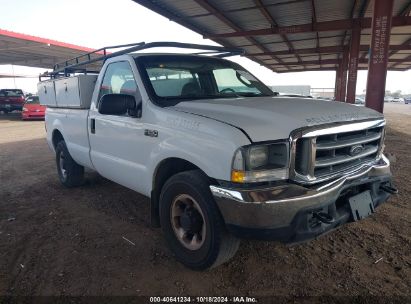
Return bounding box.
[98,94,139,116]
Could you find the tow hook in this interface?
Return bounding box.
[380,184,398,194]
[313,212,335,224]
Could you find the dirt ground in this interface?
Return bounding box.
[0,103,410,299]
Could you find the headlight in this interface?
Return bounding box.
[231,142,289,183]
[248,145,268,169]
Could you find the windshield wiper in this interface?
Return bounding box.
[161,94,231,101]
[234,92,272,97]
[160,92,271,104]
[218,92,242,98]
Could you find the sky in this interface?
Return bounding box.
[0,0,410,95]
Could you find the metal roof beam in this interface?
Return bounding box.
[388,36,411,56]
[253,0,302,64]
[268,58,411,66]
[130,0,245,64]
[399,0,411,16]
[206,16,411,38]
[392,54,411,68]
[340,0,361,50]
[275,66,407,73]
[248,44,411,56]
[193,0,288,70]
[0,57,56,66]
[236,34,346,48]
[173,0,310,21]
[237,32,411,49]
[249,46,344,55]
[359,0,371,17]
[275,67,337,73]
[311,0,321,66]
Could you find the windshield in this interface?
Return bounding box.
[0,89,24,97]
[25,96,40,104]
[136,55,273,106]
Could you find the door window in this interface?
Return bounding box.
[147,68,201,97]
[98,61,140,102]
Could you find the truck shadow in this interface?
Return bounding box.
[0,136,151,227]
[81,170,152,226]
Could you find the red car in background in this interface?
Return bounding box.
[22,96,46,120]
[0,89,25,113]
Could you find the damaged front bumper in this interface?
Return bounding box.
[210,155,394,243]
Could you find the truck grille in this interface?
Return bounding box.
[294,123,384,181]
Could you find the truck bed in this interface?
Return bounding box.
[46,107,93,169]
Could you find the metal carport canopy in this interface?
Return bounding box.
[0,28,102,70]
[133,0,411,73]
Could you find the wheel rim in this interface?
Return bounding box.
[59,151,67,180]
[170,194,206,251]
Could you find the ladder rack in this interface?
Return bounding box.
[41,42,245,80]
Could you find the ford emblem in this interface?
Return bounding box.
[349,144,364,156]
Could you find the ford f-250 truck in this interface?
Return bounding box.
[38,42,396,270]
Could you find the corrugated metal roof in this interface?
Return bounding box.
[133,0,411,72]
[0,28,104,70]
[266,2,312,27]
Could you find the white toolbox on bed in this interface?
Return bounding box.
[38,75,97,108]
[38,80,57,106]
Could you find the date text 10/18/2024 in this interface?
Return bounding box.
[150,296,258,303]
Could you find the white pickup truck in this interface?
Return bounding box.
[39,42,396,270]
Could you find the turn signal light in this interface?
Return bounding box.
[231,170,245,183]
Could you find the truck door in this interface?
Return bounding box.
[88,60,146,192]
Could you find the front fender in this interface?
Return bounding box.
[145,110,251,193]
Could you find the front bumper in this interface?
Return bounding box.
[0,104,22,112]
[22,112,45,119]
[210,155,393,243]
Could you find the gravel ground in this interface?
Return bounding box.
[0,103,410,299]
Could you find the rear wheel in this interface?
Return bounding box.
[55,140,84,187]
[159,170,239,270]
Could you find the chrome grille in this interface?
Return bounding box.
[294,120,385,182]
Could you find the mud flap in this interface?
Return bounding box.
[349,190,375,221]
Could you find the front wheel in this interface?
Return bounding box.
[55,140,84,187]
[159,170,239,270]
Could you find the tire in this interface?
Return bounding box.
[55,140,84,187]
[159,170,240,270]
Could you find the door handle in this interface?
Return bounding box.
[90,118,95,134]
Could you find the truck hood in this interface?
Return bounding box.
[172,97,383,142]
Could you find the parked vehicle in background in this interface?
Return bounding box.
[0,89,25,113]
[384,96,393,102]
[392,97,404,103]
[22,95,46,120]
[355,97,365,104]
[404,97,411,104]
[39,42,396,270]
